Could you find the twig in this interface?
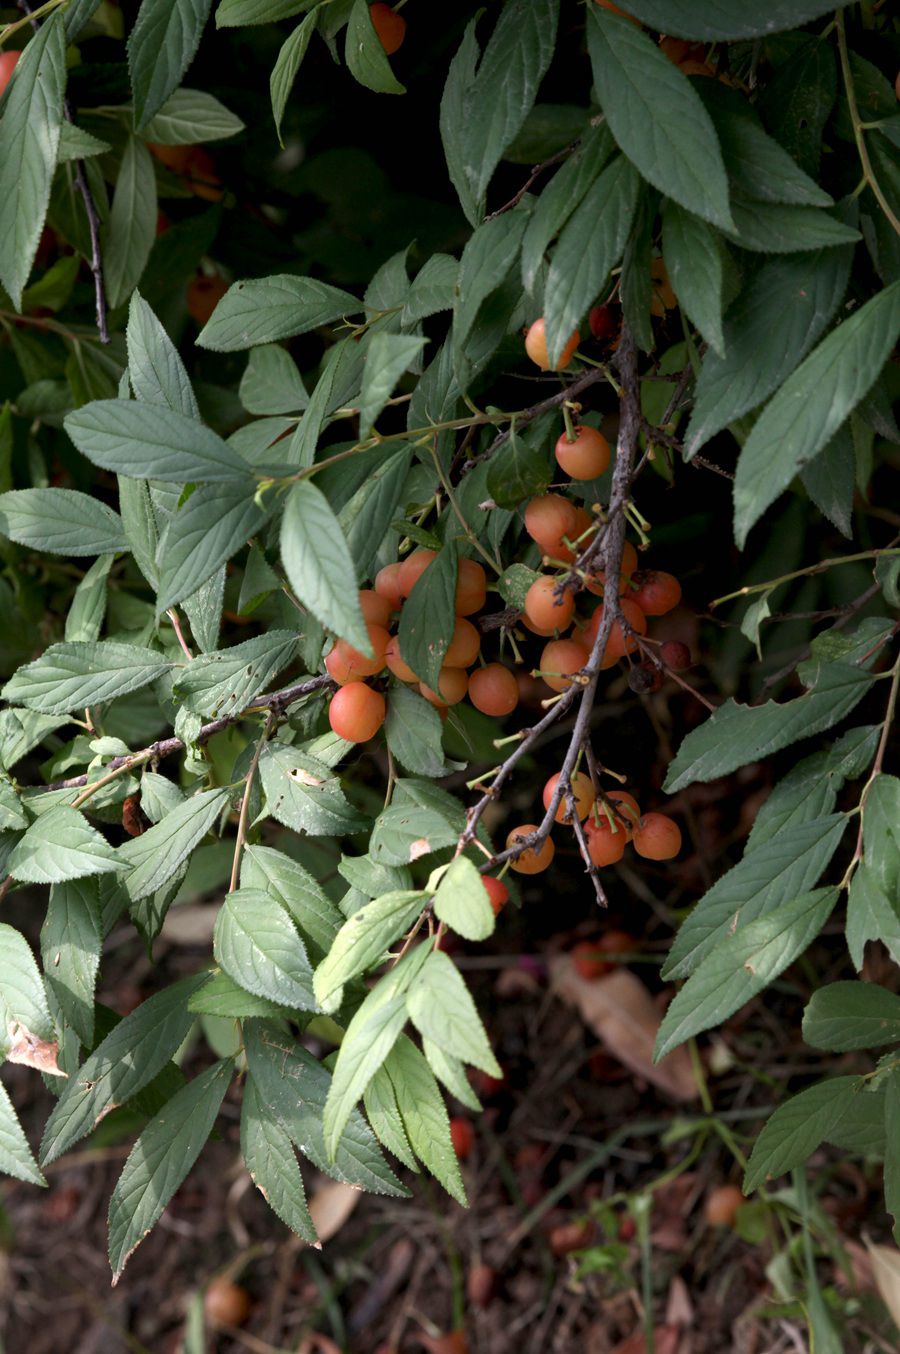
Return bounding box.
[836,12,900,238]
[459,367,608,475]
[566,786,608,907]
[485,142,577,221]
[167,608,194,661]
[229,712,276,893]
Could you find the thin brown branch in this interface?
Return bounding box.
[229,712,276,893]
[459,367,608,477]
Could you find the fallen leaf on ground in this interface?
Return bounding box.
[867,1242,900,1332]
[549,958,700,1101]
[308,1179,361,1244]
[611,1326,682,1354]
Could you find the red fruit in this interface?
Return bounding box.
[524,576,575,634]
[589,303,619,341]
[507,825,555,875]
[455,557,487,616]
[571,930,634,979]
[555,425,611,481]
[398,548,436,596]
[524,317,579,372]
[583,597,647,665]
[660,639,691,671]
[704,1184,744,1228]
[444,616,481,667]
[358,588,391,627]
[629,570,682,616]
[183,146,223,201]
[468,663,518,716]
[524,493,579,559]
[450,1117,475,1159]
[374,561,404,610]
[482,875,509,916]
[204,1279,251,1328]
[186,274,228,327]
[328,682,386,742]
[0,51,20,98]
[148,141,195,172]
[633,812,682,861]
[584,816,627,867]
[604,791,641,840]
[539,638,589,693]
[543,771,594,823]
[122,794,150,837]
[325,624,390,683]
[420,666,468,707]
[384,636,418,683]
[369,1,406,54]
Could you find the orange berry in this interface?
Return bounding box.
[398,548,436,597]
[444,616,481,667]
[585,815,627,866]
[148,141,194,173]
[524,576,575,634]
[524,317,579,372]
[678,58,716,77]
[184,146,223,201]
[629,570,682,616]
[524,494,579,558]
[583,597,647,664]
[420,666,468,707]
[603,791,641,840]
[204,1278,251,1329]
[660,639,691,671]
[384,636,418,683]
[539,638,589,692]
[0,50,19,97]
[455,558,487,616]
[374,562,404,610]
[633,812,681,861]
[704,1184,745,1228]
[328,682,386,742]
[555,426,611,481]
[482,875,509,916]
[594,0,640,21]
[186,274,228,327]
[358,588,391,627]
[543,771,594,823]
[507,825,555,875]
[571,931,635,979]
[369,1,406,54]
[468,663,519,717]
[325,624,390,684]
[450,1116,475,1159]
[658,36,696,64]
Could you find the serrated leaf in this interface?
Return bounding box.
[0,924,54,1052]
[270,10,320,143]
[240,1075,317,1240]
[313,889,423,1012]
[281,479,370,652]
[0,1080,45,1186]
[40,972,206,1166]
[214,888,318,1010]
[128,0,213,131]
[127,292,199,419]
[432,856,494,943]
[407,949,500,1074]
[485,424,552,508]
[258,741,368,839]
[655,888,837,1059]
[801,423,855,537]
[9,806,122,884]
[661,201,725,357]
[173,631,297,718]
[0,488,126,557]
[102,137,157,311]
[364,1064,419,1172]
[141,87,243,143]
[0,781,27,832]
[381,1034,467,1205]
[188,971,291,1017]
[384,686,449,779]
[65,555,112,644]
[117,787,230,900]
[216,0,316,25]
[242,845,343,961]
[108,1059,230,1280]
[41,878,101,1047]
[196,275,360,351]
[452,210,529,366]
[724,195,859,254]
[440,16,481,226]
[848,866,900,973]
[587,8,731,231]
[422,1038,482,1112]
[359,334,425,438]
[156,478,274,611]
[339,445,413,580]
[734,281,900,546]
[743,1075,863,1193]
[397,540,458,689]
[615,0,852,40]
[803,982,900,1052]
[344,0,404,95]
[697,83,832,208]
[0,15,66,309]
[521,123,615,291]
[239,344,308,416]
[3,641,172,714]
[65,399,249,482]
[402,254,459,325]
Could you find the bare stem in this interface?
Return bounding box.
[229,713,276,893]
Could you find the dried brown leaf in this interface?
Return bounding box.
[308,1179,361,1244]
[6,1024,65,1077]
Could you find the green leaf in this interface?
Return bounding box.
[452,211,530,367]
[758,38,836,179]
[197,276,360,351]
[544,154,640,367]
[520,123,615,291]
[698,82,832,207]
[9,806,122,884]
[214,888,318,1010]
[281,479,370,652]
[240,346,308,417]
[40,972,206,1166]
[734,281,900,546]
[117,787,231,900]
[440,16,482,226]
[344,0,404,95]
[0,923,54,1049]
[724,196,859,254]
[189,971,291,1017]
[243,1021,408,1196]
[885,1072,900,1242]
[402,254,459,325]
[3,641,172,714]
[66,399,249,482]
[217,0,316,24]
[743,1076,864,1193]
[270,9,320,144]
[0,780,27,832]
[108,1059,230,1280]
[41,878,101,1047]
[173,631,297,717]
[339,445,413,580]
[586,7,731,231]
[661,201,725,357]
[0,1081,45,1186]
[0,488,127,556]
[615,0,852,40]
[432,856,494,943]
[486,423,553,509]
[141,86,243,143]
[129,0,212,132]
[397,540,458,689]
[422,1038,483,1112]
[384,686,449,779]
[359,334,425,437]
[407,949,500,1075]
[380,1034,467,1205]
[0,14,66,309]
[240,1075,317,1241]
[655,888,837,1059]
[803,982,900,1052]
[65,555,113,644]
[127,292,199,419]
[846,865,900,973]
[685,247,851,457]
[65,0,105,40]
[364,1064,418,1171]
[0,710,69,773]
[313,889,423,1012]
[156,478,274,611]
[663,816,847,980]
[102,137,157,311]
[801,424,855,538]
[242,845,343,961]
[258,741,368,838]
[370,778,464,866]
[454,0,559,217]
[863,774,900,900]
